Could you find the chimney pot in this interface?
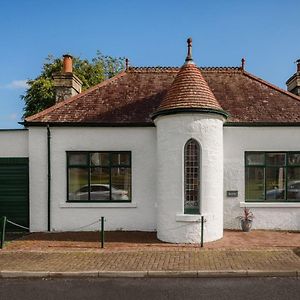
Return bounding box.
[297,59,300,73]
[63,54,73,73]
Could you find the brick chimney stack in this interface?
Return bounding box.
[286,59,300,96]
[53,54,82,103]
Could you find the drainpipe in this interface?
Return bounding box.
[47,125,51,231]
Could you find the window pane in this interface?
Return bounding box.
[68,153,88,166]
[266,167,285,200]
[90,168,110,200]
[266,153,285,166]
[287,167,300,201]
[245,167,264,200]
[111,167,131,201]
[288,153,300,166]
[246,153,264,165]
[184,140,200,213]
[68,168,89,200]
[111,153,130,166]
[90,153,109,166]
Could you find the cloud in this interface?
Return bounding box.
[0,113,19,121]
[0,80,28,89]
[8,113,18,121]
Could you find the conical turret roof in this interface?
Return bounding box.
[152,38,228,119]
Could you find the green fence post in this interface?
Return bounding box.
[201,216,204,248]
[100,217,104,248]
[1,216,7,249]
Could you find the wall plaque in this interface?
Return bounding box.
[226,190,238,197]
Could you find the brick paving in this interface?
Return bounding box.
[0,230,299,273]
[0,249,299,272]
[3,230,300,252]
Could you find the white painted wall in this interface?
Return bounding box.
[224,127,300,231]
[155,114,225,243]
[0,130,28,157]
[27,124,300,234]
[28,127,48,231]
[29,127,157,232]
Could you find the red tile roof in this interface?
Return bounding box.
[153,62,227,119]
[24,66,300,126]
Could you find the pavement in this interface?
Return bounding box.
[0,230,300,278]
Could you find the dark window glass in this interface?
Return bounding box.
[287,167,300,201]
[246,153,264,166]
[245,167,264,201]
[111,153,130,166]
[245,152,300,202]
[68,168,89,201]
[90,167,110,200]
[266,153,285,166]
[90,153,109,166]
[265,167,285,201]
[184,139,200,214]
[67,152,131,202]
[288,153,300,166]
[111,167,131,201]
[68,153,88,166]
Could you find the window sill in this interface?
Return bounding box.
[60,202,137,208]
[240,202,300,208]
[175,213,202,222]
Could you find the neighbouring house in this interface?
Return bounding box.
[0,39,300,243]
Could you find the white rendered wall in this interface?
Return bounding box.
[0,130,28,157]
[29,127,157,232]
[28,128,48,231]
[224,127,300,231]
[155,114,225,243]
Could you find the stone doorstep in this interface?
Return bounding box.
[0,270,299,279]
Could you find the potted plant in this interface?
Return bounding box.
[239,208,254,232]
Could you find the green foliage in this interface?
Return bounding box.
[21,52,125,118]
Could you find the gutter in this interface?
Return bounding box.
[47,124,51,231]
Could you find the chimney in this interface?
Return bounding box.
[53,54,82,103]
[286,59,300,96]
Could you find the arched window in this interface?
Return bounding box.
[184,139,200,214]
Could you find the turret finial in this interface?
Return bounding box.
[185,37,193,63]
[241,58,246,71]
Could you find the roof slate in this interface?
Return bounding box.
[25,66,300,125]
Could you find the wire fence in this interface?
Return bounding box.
[0,216,106,249]
[6,220,29,231]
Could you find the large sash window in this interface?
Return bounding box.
[67,151,131,202]
[245,152,300,202]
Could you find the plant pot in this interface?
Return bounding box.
[241,219,252,232]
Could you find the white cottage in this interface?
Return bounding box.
[1,39,300,243]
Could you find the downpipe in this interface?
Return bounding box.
[47,125,51,231]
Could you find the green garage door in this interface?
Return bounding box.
[0,158,29,231]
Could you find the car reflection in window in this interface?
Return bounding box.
[70,184,129,201]
[266,180,300,200]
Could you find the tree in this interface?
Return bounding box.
[21,51,125,118]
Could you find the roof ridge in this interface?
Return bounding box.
[128,66,241,73]
[201,66,241,71]
[243,71,300,102]
[25,70,127,122]
[127,66,179,72]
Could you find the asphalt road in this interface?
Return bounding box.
[0,277,299,300]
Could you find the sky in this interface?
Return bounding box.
[0,0,299,128]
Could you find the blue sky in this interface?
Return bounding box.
[0,0,299,128]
